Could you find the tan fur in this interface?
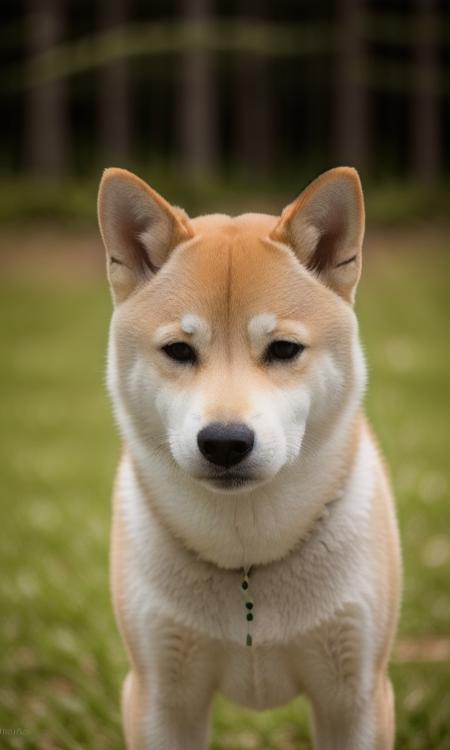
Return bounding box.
[98,167,402,750]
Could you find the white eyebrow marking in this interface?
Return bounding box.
[153,314,211,347]
[248,313,277,342]
[180,313,211,343]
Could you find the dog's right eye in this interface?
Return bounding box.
[161,342,198,364]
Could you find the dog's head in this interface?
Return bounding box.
[98,168,365,495]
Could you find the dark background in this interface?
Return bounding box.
[1,0,448,204]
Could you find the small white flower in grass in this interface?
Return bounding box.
[403,685,427,712]
[422,536,449,568]
[53,627,78,654]
[16,572,39,598]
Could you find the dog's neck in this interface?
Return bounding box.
[126,406,363,571]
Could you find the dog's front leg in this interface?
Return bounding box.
[299,607,395,750]
[120,622,217,750]
[307,670,395,750]
[121,669,212,750]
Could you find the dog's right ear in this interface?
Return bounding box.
[98,168,194,304]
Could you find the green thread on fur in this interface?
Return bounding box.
[241,567,254,647]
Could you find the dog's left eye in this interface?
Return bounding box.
[265,340,304,363]
[162,342,198,364]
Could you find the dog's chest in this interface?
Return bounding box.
[217,601,372,711]
[218,642,300,710]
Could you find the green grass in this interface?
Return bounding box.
[0,237,449,748]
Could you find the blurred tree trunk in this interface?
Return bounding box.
[235,0,273,178]
[98,0,130,164]
[177,0,218,175]
[25,0,68,179]
[334,0,368,173]
[412,0,440,187]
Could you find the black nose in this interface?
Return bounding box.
[197,423,255,468]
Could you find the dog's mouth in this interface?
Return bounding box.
[197,471,262,493]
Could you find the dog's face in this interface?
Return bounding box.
[99,168,365,495]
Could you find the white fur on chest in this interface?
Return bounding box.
[118,430,377,652]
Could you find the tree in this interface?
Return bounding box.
[334,0,368,173]
[176,0,218,175]
[25,0,68,179]
[412,0,440,187]
[98,0,131,164]
[234,0,273,178]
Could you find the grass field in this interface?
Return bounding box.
[0,225,449,749]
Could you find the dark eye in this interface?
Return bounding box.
[162,342,197,364]
[265,340,304,363]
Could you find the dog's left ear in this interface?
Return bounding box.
[270,167,365,304]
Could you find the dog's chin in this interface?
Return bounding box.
[196,472,271,495]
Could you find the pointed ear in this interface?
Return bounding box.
[97,168,194,303]
[270,167,365,303]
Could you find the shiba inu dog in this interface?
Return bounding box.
[98,166,401,750]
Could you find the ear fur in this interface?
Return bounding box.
[98,168,194,303]
[270,167,365,303]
